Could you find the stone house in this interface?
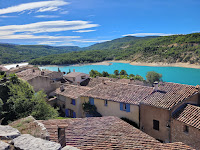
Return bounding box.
[64,72,89,85]
[171,104,200,149]
[55,84,91,118]
[16,69,63,95]
[140,82,199,143]
[81,81,154,126]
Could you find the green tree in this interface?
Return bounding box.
[120,70,128,75]
[102,71,109,77]
[146,71,162,85]
[114,70,119,76]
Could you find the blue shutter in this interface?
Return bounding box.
[65,109,69,117]
[72,99,76,105]
[126,104,130,112]
[89,98,94,105]
[120,103,123,111]
[73,112,76,118]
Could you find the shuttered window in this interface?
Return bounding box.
[73,112,76,118]
[65,109,69,117]
[120,103,130,112]
[71,99,76,105]
[89,97,94,105]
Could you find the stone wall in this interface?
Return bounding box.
[171,119,200,150]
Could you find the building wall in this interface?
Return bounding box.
[65,74,89,84]
[56,95,82,118]
[28,76,61,95]
[81,96,140,126]
[140,104,170,143]
[171,119,200,150]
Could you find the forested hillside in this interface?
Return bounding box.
[30,33,200,65]
[0,44,80,64]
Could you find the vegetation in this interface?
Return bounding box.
[0,44,80,64]
[0,73,58,124]
[89,69,145,81]
[29,33,200,65]
[82,101,102,117]
[146,71,162,85]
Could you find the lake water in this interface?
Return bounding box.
[40,62,200,86]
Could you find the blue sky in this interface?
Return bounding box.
[0,0,199,47]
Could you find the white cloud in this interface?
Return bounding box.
[73,30,96,33]
[0,15,17,18]
[0,20,99,35]
[60,11,69,14]
[72,39,109,43]
[0,0,69,15]
[35,15,59,18]
[123,33,174,37]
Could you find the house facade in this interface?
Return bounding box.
[140,82,199,143]
[64,72,89,84]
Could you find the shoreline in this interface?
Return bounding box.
[37,60,200,69]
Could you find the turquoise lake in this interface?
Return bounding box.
[40,62,200,86]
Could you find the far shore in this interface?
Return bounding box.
[6,60,200,69]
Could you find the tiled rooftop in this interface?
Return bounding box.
[142,82,198,109]
[64,72,87,78]
[16,69,53,81]
[55,84,91,99]
[39,116,193,150]
[82,81,154,105]
[173,104,200,130]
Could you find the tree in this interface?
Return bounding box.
[120,70,127,75]
[102,71,109,77]
[114,70,119,76]
[146,71,162,85]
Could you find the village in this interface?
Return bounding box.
[0,64,200,150]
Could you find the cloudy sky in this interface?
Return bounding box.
[0,0,199,47]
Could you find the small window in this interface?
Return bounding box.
[71,99,76,105]
[123,104,127,111]
[104,100,108,106]
[153,120,159,131]
[183,125,189,133]
[81,76,86,79]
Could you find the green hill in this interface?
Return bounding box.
[0,44,80,64]
[29,33,200,65]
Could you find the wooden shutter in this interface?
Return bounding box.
[65,109,69,117]
[120,103,123,111]
[73,112,76,118]
[126,104,130,112]
[89,97,94,105]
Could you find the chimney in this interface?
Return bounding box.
[41,71,44,76]
[58,126,66,148]
[153,81,159,92]
[195,85,200,93]
[73,69,75,72]
[60,86,64,92]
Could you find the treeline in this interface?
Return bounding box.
[89,70,162,85]
[0,72,58,124]
[0,44,80,64]
[30,33,200,65]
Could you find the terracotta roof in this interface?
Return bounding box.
[64,72,88,78]
[16,69,54,81]
[55,84,91,99]
[142,82,198,109]
[39,116,193,150]
[173,104,200,130]
[82,81,154,105]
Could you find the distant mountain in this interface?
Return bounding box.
[29,33,200,65]
[83,36,158,50]
[0,44,80,64]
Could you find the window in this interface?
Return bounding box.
[183,125,189,133]
[153,120,159,131]
[120,103,130,112]
[71,99,76,105]
[104,100,108,106]
[89,97,94,105]
[81,76,86,79]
